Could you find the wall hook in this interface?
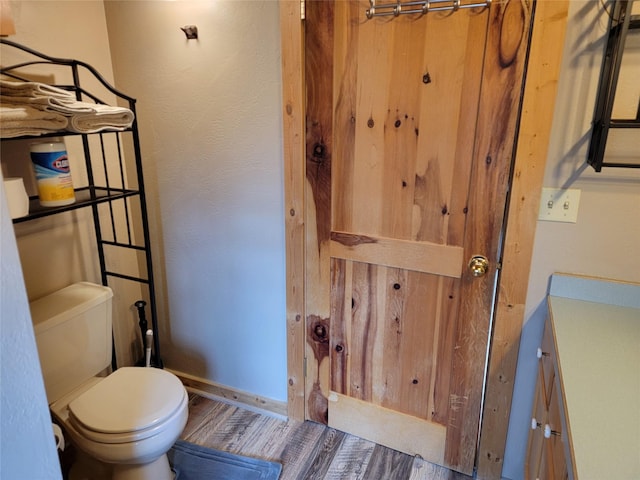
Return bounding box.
[180,25,198,40]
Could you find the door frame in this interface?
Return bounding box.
[279,0,569,477]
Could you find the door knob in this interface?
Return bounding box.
[468,255,489,277]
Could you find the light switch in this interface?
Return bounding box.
[538,188,581,223]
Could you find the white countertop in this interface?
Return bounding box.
[548,274,640,480]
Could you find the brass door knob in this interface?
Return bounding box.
[468,255,489,277]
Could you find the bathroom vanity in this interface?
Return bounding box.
[526,273,640,479]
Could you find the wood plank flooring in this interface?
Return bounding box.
[181,393,472,480]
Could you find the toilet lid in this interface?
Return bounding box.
[68,367,186,434]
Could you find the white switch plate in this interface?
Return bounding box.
[538,188,581,223]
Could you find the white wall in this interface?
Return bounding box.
[9,2,633,475]
[1,0,116,301]
[0,0,146,368]
[3,0,286,420]
[502,2,640,478]
[1,174,61,478]
[0,3,126,476]
[103,1,287,402]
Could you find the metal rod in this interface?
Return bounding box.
[101,240,147,251]
[587,0,635,171]
[610,119,640,128]
[105,271,150,284]
[114,134,133,245]
[366,0,489,19]
[0,38,137,103]
[601,162,640,169]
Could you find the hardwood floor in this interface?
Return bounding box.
[181,393,471,480]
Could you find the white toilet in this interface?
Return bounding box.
[31,282,188,480]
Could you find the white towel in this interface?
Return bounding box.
[1,80,135,133]
[0,79,75,100]
[0,104,68,138]
[67,103,134,133]
[1,95,95,114]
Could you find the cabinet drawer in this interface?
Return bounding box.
[539,317,555,406]
[538,378,568,480]
[528,316,570,480]
[526,369,548,480]
[546,378,568,480]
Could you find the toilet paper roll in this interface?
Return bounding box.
[52,423,65,451]
[3,177,30,219]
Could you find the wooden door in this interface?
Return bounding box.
[304,0,533,474]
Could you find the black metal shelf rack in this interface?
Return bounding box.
[1,39,162,368]
[587,0,640,171]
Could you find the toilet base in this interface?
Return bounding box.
[69,448,111,480]
[112,454,174,480]
[69,448,174,480]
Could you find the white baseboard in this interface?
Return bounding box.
[169,369,288,420]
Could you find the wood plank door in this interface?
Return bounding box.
[304,0,533,474]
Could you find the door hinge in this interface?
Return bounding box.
[303,357,307,377]
[300,0,306,20]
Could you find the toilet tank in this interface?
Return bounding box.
[30,282,114,404]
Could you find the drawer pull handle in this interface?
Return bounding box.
[544,424,560,438]
[536,347,549,359]
[532,419,560,438]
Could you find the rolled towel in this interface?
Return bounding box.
[0,79,75,99]
[0,104,68,138]
[67,103,134,133]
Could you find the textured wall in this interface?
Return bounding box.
[104,1,287,401]
[1,174,61,478]
[2,0,116,300]
[502,1,640,477]
[1,0,145,367]
[0,2,117,477]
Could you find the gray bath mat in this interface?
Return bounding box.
[168,440,282,480]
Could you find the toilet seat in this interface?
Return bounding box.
[68,367,187,444]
